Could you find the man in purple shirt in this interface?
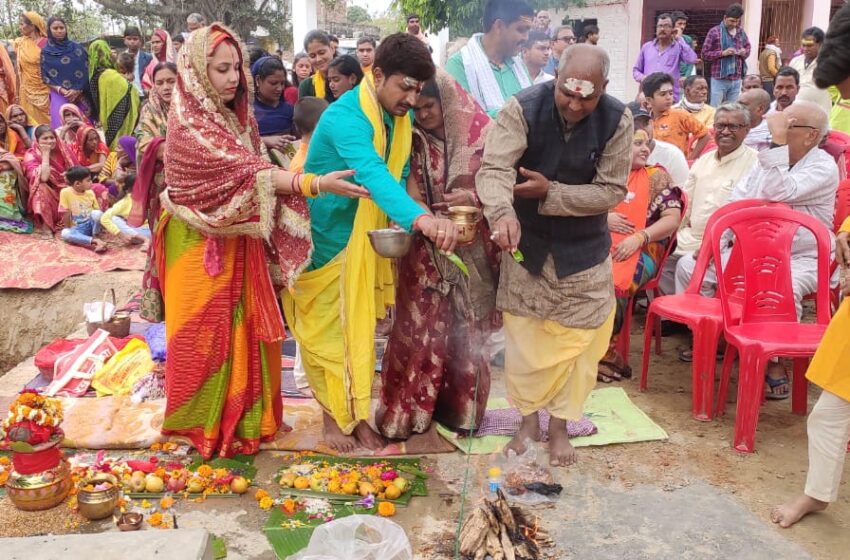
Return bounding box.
[633,12,697,102]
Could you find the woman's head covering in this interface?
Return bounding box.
[41,16,89,91]
[5,104,30,127]
[118,135,137,166]
[151,28,175,63]
[88,39,115,79]
[74,124,109,158]
[417,69,491,193]
[0,43,16,107]
[22,11,46,37]
[58,102,86,124]
[162,23,311,289]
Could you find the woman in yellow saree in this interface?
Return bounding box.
[13,11,50,125]
[159,24,364,459]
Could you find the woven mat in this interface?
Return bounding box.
[0,231,145,289]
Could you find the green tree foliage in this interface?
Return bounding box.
[346,5,372,25]
[392,0,570,38]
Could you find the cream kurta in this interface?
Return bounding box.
[675,144,759,255]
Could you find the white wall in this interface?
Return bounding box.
[551,1,634,102]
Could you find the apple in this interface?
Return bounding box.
[187,477,205,493]
[145,475,165,493]
[230,476,249,494]
[392,477,408,493]
[167,476,187,493]
[129,475,147,493]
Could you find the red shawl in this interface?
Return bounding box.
[161,24,311,339]
[22,137,75,189]
[71,125,109,166]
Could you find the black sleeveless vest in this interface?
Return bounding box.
[513,82,625,278]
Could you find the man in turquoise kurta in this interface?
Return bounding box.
[292,34,459,453]
[445,0,535,116]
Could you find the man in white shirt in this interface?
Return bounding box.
[628,101,689,187]
[660,103,758,295]
[769,67,799,113]
[739,88,772,151]
[682,101,838,396]
[522,30,555,84]
[789,27,833,116]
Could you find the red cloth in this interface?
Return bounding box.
[284,86,298,106]
[70,125,109,166]
[129,136,164,227]
[22,137,76,232]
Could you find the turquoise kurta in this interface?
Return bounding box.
[304,86,425,270]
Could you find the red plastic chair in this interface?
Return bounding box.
[711,207,833,453]
[639,199,785,420]
[613,193,688,372]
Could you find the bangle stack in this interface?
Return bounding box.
[637,230,650,246]
[299,173,320,198]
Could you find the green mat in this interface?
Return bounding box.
[436,387,668,454]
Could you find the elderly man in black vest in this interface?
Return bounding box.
[478,44,632,466]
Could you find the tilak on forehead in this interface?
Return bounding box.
[402,76,424,92]
[562,77,595,98]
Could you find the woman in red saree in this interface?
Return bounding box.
[71,125,110,177]
[159,24,365,459]
[377,70,500,439]
[597,129,683,382]
[22,124,76,233]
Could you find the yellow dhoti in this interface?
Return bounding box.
[504,309,615,420]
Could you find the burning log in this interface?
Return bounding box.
[458,489,550,560]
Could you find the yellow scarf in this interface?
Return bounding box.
[282,73,412,433]
[340,72,411,402]
[313,72,326,99]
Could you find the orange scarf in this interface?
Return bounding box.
[611,167,653,291]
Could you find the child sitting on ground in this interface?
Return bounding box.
[100,172,148,245]
[289,96,329,172]
[59,166,106,252]
[116,52,135,82]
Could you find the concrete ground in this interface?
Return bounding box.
[1,271,848,559]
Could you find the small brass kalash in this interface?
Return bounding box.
[446,206,482,246]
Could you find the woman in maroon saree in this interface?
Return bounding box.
[377,70,500,439]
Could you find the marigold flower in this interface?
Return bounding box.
[150,443,162,452]
[377,502,395,517]
[259,496,274,510]
[197,465,213,478]
[0,470,8,486]
[0,457,9,466]
[160,496,175,510]
[148,512,163,527]
[254,489,269,501]
[162,442,178,452]
[282,498,297,514]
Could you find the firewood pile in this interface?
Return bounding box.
[458,489,553,560]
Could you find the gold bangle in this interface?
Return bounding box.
[300,173,316,197]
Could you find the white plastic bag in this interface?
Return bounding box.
[287,515,412,560]
[84,300,115,323]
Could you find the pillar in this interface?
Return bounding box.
[625,0,644,100]
[744,0,763,76]
[292,0,318,54]
[802,0,831,31]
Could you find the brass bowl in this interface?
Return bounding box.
[77,474,120,520]
[116,512,143,531]
[368,228,413,258]
[6,459,72,511]
[447,206,482,246]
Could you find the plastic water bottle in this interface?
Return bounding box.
[486,465,502,495]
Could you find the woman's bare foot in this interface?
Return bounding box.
[548,417,577,467]
[353,421,387,450]
[322,412,356,453]
[504,413,541,456]
[771,494,828,528]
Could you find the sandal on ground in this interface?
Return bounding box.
[597,362,621,383]
[678,348,725,363]
[765,374,791,400]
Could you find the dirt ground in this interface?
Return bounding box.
[1,271,848,559]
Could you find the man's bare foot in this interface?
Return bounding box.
[322,412,356,453]
[504,413,541,456]
[90,239,107,253]
[353,421,387,450]
[771,494,828,528]
[548,418,577,467]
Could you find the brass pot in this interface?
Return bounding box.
[77,474,120,520]
[447,206,482,246]
[6,459,72,511]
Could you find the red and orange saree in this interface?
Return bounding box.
[158,24,311,458]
